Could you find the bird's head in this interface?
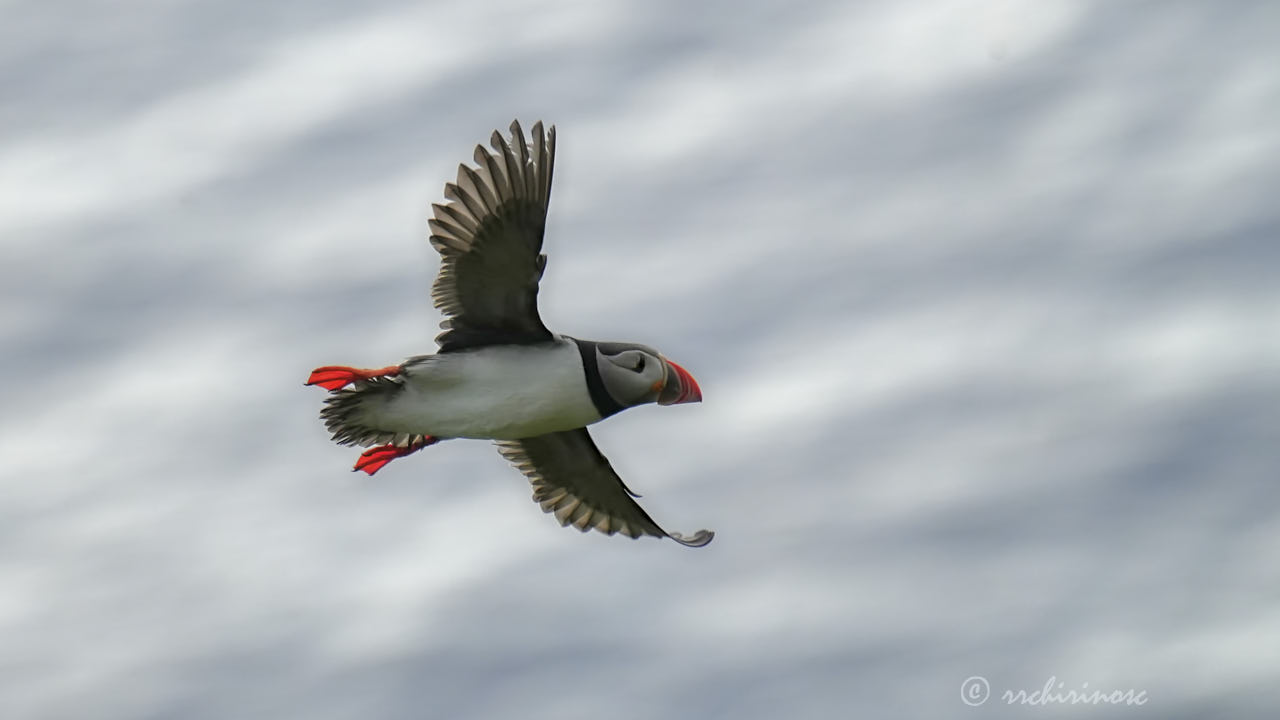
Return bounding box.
[593,342,702,409]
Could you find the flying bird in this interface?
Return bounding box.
[306,120,712,547]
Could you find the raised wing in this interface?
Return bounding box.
[496,429,714,547]
[428,120,557,352]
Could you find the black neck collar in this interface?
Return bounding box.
[573,339,625,419]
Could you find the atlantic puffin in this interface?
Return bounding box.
[306,120,712,547]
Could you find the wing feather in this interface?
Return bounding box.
[510,120,536,200]
[475,141,513,203]
[428,121,556,351]
[432,202,479,234]
[491,130,523,202]
[496,429,714,547]
[442,182,485,225]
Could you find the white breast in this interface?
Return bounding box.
[378,338,601,440]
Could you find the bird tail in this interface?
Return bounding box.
[319,376,428,449]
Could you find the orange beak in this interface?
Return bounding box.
[657,358,702,405]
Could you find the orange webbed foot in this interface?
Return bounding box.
[306,365,400,391]
[353,436,439,475]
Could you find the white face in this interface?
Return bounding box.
[597,347,667,407]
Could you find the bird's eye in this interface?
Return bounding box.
[633,356,646,373]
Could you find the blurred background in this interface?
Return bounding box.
[3,0,1278,717]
